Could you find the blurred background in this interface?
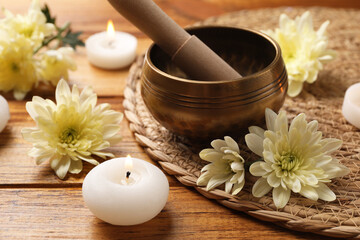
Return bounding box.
[1,0,359,39]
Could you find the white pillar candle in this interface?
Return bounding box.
[82,156,169,225]
[0,95,10,133]
[342,82,360,129]
[85,20,137,69]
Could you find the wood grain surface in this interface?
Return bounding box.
[0,0,358,239]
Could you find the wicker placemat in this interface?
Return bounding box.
[123,7,360,238]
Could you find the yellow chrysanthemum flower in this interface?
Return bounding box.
[1,0,55,49]
[197,136,245,195]
[38,47,77,85]
[0,33,38,100]
[21,79,123,179]
[245,108,349,208]
[264,11,336,97]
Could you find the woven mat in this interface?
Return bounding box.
[123,7,360,238]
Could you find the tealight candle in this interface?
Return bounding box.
[82,156,169,225]
[85,20,137,69]
[0,95,10,133]
[342,82,360,129]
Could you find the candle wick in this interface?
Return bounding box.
[108,39,115,48]
[126,171,131,179]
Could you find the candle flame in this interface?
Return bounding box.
[107,20,115,43]
[125,154,133,171]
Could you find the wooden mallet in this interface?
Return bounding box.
[107,0,242,81]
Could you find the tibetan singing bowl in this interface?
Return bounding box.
[141,26,287,139]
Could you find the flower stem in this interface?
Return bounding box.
[33,22,70,54]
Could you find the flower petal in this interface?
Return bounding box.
[225,181,233,193]
[316,183,336,202]
[279,13,291,29]
[317,20,329,36]
[323,163,350,178]
[307,120,318,132]
[222,152,240,162]
[263,150,275,163]
[224,136,239,153]
[210,139,227,151]
[249,161,268,177]
[14,90,27,101]
[33,149,54,165]
[53,156,71,179]
[315,155,333,168]
[21,127,38,142]
[92,151,114,159]
[230,171,244,184]
[265,108,277,131]
[260,161,273,172]
[249,126,265,138]
[232,181,245,195]
[231,162,244,172]
[267,171,281,188]
[273,187,291,208]
[321,138,342,154]
[289,113,307,133]
[306,131,322,146]
[80,88,97,109]
[287,80,303,97]
[292,178,301,193]
[77,156,99,166]
[274,110,288,134]
[299,185,319,201]
[199,148,215,156]
[196,172,211,186]
[245,133,264,157]
[68,159,83,174]
[199,150,223,162]
[206,174,231,191]
[264,130,277,144]
[298,11,313,33]
[305,174,318,186]
[252,177,272,197]
[103,124,121,139]
[107,134,122,145]
[25,96,49,120]
[55,79,71,105]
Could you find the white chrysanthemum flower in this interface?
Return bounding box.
[264,11,336,97]
[21,79,123,179]
[1,0,55,49]
[38,47,77,85]
[245,108,349,208]
[197,136,245,195]
[0,33,38,100]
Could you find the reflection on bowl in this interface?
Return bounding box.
[141,26,287,140]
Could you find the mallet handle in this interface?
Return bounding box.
[107,0,242,81]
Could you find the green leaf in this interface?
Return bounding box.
[36,4,84,52]
[41,4,56,24]
[61,30,85,50]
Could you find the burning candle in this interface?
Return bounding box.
[82,155,169,225]
[342,82,360,129]
[0,95,10,133]
[85,20,137,69]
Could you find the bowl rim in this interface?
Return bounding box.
[145,25,282,84]
[142,66,287,103]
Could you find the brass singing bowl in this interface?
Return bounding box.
[141,26,287,140]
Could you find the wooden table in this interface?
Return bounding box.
[0,1,359,239]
